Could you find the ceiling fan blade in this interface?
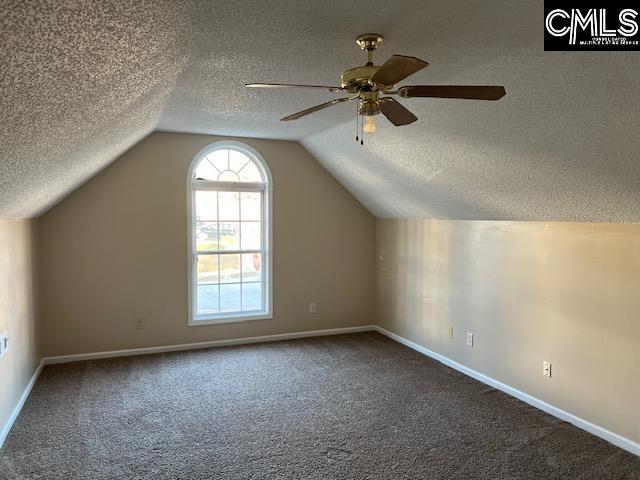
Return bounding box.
[379,98,418,126]
[246,83,343,92]
[398,85,506,100]
[281,96,358,121]
[369,55,429,86]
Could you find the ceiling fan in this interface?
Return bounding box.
[246,34,506,144]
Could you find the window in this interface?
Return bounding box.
[188,141,272,325]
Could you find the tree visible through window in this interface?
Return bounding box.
[188,142,272,324]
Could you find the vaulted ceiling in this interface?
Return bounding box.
[2,0,639,221]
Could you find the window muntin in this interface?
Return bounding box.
[194,149,263,183]
[189,143,271,325]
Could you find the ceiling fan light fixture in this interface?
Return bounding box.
[363,115,377,133]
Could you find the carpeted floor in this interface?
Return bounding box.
[1,332,638,479]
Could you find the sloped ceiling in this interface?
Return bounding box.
[1,0,639,221]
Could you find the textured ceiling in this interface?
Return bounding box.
[1,0,639,221]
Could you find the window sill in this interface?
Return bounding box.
[188,312,272,327]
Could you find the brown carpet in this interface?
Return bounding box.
[1,332,638,479]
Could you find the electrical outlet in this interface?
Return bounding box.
[543,361,552,378]
[308,302,317,314]
[0,331,8,358]
[466,332,473,347]
[134,316,146,330]
[447,326,454,338]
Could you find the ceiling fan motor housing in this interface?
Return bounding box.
[341,66,393,92]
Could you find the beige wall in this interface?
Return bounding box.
[377,219,640,443]
[0,220,40,435]
[38,132,375,356]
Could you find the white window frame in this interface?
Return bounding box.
[187,141,273,326]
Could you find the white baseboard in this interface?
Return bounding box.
[373,325,640,457]
[43,325,377,365]
[0,359,44,449]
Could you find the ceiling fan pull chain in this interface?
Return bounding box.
[355,99,359,142]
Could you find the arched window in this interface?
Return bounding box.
[188,141,272,325]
